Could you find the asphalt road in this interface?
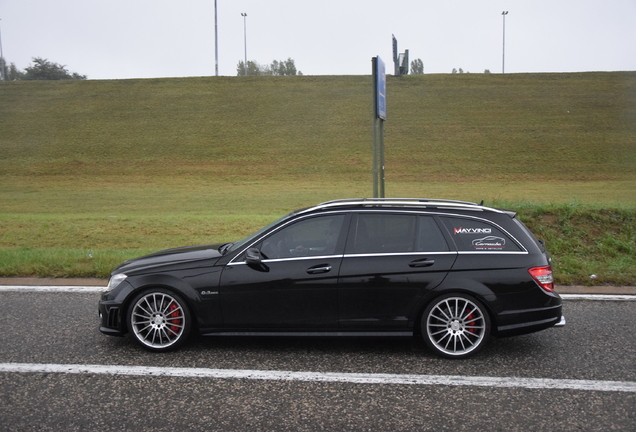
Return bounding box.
[1,291,634,431]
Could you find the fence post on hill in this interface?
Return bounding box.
[372,56,386,198]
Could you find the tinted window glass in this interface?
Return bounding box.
[260,215,345,259]
[416,216,449,252]
[440,217,521,252]
[351,214,416,254]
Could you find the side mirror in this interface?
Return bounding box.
[245,248,269,272]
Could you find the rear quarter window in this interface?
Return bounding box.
[440,217,522,252]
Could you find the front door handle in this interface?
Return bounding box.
[409,258,435,268]
[307,264,332,274]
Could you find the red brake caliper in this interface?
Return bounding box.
[466,312,476,334]
[168,302,181,333]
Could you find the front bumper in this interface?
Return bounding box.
[98,300,126,336]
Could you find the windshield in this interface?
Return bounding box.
[226,211,295,254]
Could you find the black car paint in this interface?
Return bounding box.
[99,203,562,345]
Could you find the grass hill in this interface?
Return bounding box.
[2,72,635,181]
[0,72,634,282]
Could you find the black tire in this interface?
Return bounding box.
[421,293,491,359]
[127,288,192,352]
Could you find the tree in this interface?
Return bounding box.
[7,63,23,80]
[270,58,300,76]
[237,58,302,76]
[22,57,87,80]
[236,60,265,76]
[0,58,24,81]
[410,58,424,75]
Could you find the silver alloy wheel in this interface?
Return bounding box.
[130,292,187,350]
[425,296,488,357]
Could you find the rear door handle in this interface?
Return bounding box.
[409,258,435,268]
[307,264,332,274]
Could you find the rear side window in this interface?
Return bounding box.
[440,217,522,252]
[350,213,449,254]
[352,214,416,253]
[417,216,449,252]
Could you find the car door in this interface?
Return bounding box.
[338,212,457,329]
[218,213,348,329]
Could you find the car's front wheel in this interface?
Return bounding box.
[421,293,491,359]
[127,288,192,352]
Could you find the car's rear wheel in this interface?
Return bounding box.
[127,288,191,352]
[421,293,491,359]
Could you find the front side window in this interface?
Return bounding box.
[259,215,345,259]
[440,217,522,252]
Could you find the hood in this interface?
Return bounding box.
[113,244,224,275]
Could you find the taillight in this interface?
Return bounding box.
[528,266,554,292]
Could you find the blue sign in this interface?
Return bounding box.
[376,56,387,120]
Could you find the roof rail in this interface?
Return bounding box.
[302,198,511,216]
[317,198,480,207]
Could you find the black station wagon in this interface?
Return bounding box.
[99,198,565,358]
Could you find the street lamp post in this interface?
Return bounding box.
[241,13,247,76]
[0,18,5,81]
[214,1,218,76]
[502,11,509,74]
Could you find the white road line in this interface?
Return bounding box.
[1,363,634,393]
[1,286,634,301]
[559,294,636,301]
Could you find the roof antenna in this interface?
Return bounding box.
[479,200,484,206]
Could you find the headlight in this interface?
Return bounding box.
[107,273,127,291]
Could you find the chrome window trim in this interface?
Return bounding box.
[348,209,527,253]
[228,248,527,266]
[229,208,528,264]
[343,251,458,259]
[228,254,344,266]
[458,250,529,255]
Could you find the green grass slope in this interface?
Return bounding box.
[2,73,635,183]
[0,72,635,282]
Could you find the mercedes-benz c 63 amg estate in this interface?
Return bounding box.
[99,198,564,359]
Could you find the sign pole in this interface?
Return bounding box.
[372,57,378,198]
[372,56,386,198]
[379,118,385,197]
[371,56,386,198]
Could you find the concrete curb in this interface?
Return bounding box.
[0,278,108,287]
[0,278,634,295]
[554,285,636,295]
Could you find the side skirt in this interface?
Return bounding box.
[200,331,414,337]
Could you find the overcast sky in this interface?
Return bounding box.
[1,0,635,80]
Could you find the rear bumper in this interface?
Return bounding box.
[554,315,566,327]
[495,303,563,337]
